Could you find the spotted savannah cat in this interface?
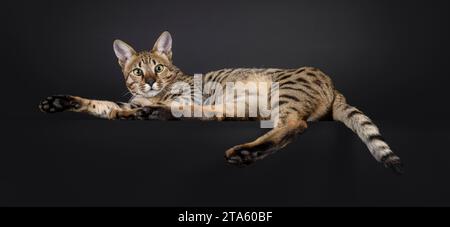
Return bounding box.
[39,31,403,174]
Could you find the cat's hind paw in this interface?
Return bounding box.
[38,95,81,113]
[225,145,260,167]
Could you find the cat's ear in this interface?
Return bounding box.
[152,31,172,61]
[113,40,136,67]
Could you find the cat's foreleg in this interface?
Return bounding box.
[39,95,137,119]
[224,115,308,166]
[127,104,224,121]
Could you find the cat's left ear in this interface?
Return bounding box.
[152,31,172,61]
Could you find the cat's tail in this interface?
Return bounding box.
[331,90,403,174]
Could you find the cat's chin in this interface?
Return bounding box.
[144,90,161,97]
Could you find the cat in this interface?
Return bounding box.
[39,31,403,174]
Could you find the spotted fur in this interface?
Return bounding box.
[39,31,403,174]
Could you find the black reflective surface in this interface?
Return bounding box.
[1,0,450,206]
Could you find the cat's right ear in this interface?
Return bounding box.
[113,40,136,67]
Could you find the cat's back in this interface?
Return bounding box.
[204,67,333,85]
[204,67,286,84]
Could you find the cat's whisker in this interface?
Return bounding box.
[121,90,131,97]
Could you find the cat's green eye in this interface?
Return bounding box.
[154,64,165,74]
[133,68,143,76]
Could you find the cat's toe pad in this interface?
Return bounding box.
[39,95,80,113]
[225,146,259,166]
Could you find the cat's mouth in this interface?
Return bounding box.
[142,83,162,97]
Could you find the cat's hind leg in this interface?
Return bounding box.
[225,114,307,166]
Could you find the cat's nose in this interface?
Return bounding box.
[146,78,156,86]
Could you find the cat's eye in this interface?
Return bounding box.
[133,68,143,76]
[154,64,165,74]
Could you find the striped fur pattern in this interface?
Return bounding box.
[39,31,403,174]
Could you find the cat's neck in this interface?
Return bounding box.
[172,67,193,82]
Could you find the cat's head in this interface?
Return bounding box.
[113,31,178,97]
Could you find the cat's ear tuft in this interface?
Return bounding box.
[152,31,172,60]
[113,40,136,67]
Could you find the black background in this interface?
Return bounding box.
[1,0,450,206]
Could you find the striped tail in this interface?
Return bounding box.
[331,90,403,174]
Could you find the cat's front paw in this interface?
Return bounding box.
[135,106,174,120]
[38,95,81,113]
[225,145,260,167]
